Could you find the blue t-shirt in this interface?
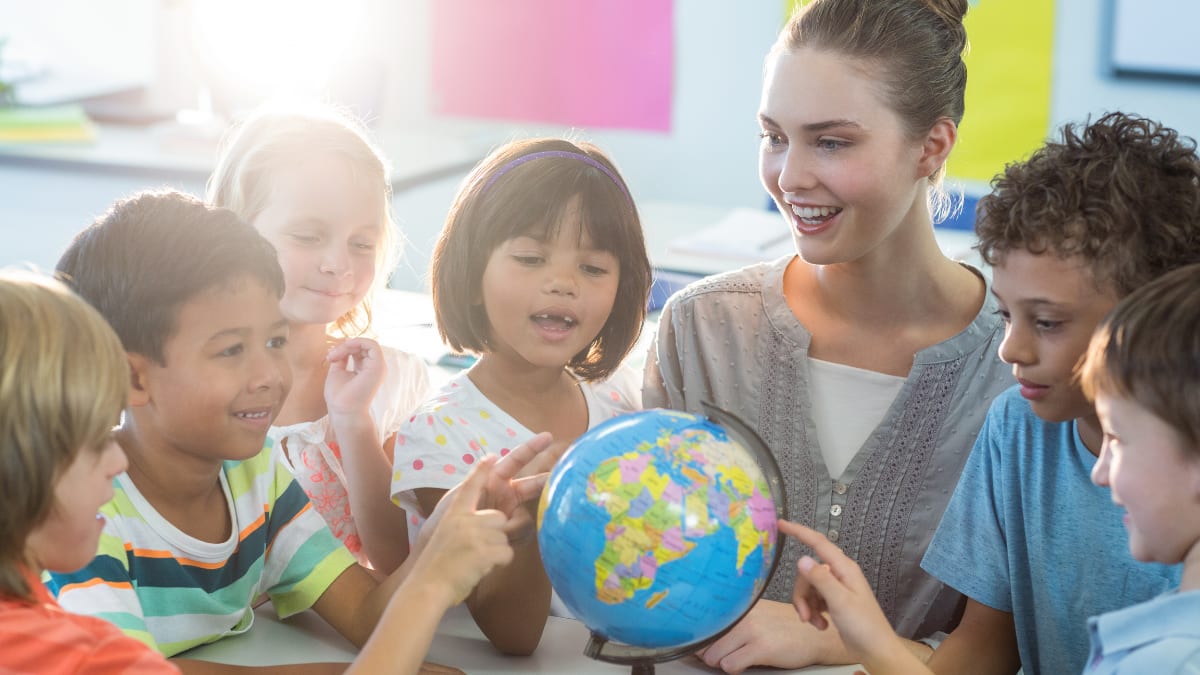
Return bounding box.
[921,387,1181,675]
[1085,589,1200,673]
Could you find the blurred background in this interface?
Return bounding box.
[2,0,1199,292]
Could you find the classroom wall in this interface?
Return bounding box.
[376,0,782,211]
[1052,0,1200,141]
[6,0,1200,283]
[7,0,1200,213]
[376,0,1200,210]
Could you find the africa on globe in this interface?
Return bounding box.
[537,407,782,651]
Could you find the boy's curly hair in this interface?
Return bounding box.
[975,111,1200,295]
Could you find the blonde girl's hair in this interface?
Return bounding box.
[0,271,127,601]
[206,103,397,338]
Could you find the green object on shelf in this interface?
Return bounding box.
[0,104,96,142]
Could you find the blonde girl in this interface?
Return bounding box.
[208,104,430,573]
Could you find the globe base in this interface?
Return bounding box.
[585,631,695,674]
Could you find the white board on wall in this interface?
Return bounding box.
[1111,0,1200,79]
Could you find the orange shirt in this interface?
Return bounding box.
[0,569,178,674]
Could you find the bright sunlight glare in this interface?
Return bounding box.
[191,0,362,99]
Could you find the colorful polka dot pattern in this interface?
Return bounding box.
[389,369,643,541]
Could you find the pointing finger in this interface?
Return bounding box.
[510,474,549,503]
[492,432,554,482]
[778,521,851,568]
[445,455,498,511]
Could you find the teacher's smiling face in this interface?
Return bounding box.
[757,47,945,268]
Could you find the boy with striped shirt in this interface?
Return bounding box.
[46,192,356,661]
[45,191,551,672]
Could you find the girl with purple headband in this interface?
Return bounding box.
[390,138,653,654]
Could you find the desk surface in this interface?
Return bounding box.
[184,604,862,675]
[0,122,488,190]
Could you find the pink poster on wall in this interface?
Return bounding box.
[431,0,674,132]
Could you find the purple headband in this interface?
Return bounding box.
[481,150,632,203]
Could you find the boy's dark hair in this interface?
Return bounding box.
[1082,263,1200,452]
[430,138,651,381]
[976,111,1200,296]
[56,190,284,364]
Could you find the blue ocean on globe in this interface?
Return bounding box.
[537,409,779,649]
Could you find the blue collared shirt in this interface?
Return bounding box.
[1085,589,1200,674]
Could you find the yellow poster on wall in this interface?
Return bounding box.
[782,0,1055,185]
[955,0,1055,183]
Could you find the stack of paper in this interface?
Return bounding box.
[0,104,96,143]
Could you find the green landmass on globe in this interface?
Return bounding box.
[587,428,775,608]
[539,408,781,650]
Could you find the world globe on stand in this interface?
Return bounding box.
[537,403,785,672]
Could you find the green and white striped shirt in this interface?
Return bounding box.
[47,443,357,657]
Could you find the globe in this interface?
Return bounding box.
[537,404,784,661]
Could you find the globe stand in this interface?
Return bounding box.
[584,631,706,674]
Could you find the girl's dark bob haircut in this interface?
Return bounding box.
[430,137,651,382]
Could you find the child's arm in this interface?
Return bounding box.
[344,456,514,674]
[412,486,549,654]
[777,521,933,675]
[310,435,556,652]
[460,521,551,655]
[411,432,562,655]
[325,337,411,573]
[918,401,1021,675]
[924,600,1020,675]
[175,460,512,675]
[173,660,464,674]
[172,660,347,673]
[466,432,564,654]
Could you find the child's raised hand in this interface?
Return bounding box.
[415,433,559,554]
[325,337,387,418]
[410,455,515,607]
[481,431,560,544]
[777,520,919,671]
[481,432,557,511]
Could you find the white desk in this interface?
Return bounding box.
[184,604,862,675]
